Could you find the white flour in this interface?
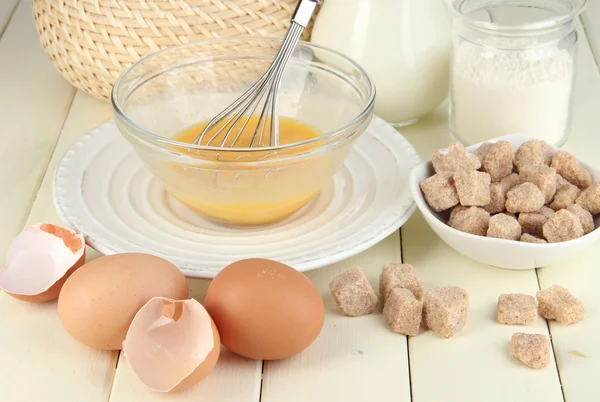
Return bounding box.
[450,40,574,145]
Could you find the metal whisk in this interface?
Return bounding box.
[192,0,322,149]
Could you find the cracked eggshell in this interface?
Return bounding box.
[0,223,86,303]
[123,297,220,393]
[57,253,189,350]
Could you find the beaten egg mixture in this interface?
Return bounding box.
[167,116,326,225]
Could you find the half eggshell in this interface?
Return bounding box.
[122,297,221,392]
[0,223,86,302]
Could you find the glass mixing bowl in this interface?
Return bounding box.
[111,37,375,226]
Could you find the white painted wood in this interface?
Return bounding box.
[261,232,411,402]
[0,0,75,258]
[536,25,600,402]
[0,89,113,402]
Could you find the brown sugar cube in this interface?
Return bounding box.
[514,139,554,172]
[550,183,581,211]
[454,170,491,206]
[551,151,592,189]
[474,142,495,159]
[423,286,469,339]
[542,209,584,243]
[509,333,551,369]
[519,165,557,204]
[576,183,600,214]
[483,174,518,214]
[502,212,517,219]
[420,172,459,212]
[432,142,481,173]
[556,174,569,189]
[449,206,490,236]
[329,268,379,317]
[383,288,423,336]
[502,173,521,190]
[567,204,595,234]
[520,233,547,244]
[536,285,584,325]
[497,294,537,325]
[505,183,545,213]
[448,205,468,226]
[379,263,424,303]
[479,140,514,182]
[538,206,555,219]
[487,214,521,240]
[518,211,552,237]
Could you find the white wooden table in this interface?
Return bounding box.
[1,2,600,401]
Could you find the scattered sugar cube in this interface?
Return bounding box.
[420,172,460,212]
[479,141,514,182]
[497,294,537,325]
[551,151,592,189]
[487,214,521,240]
[542,209,584,243]
[509,333,551,369]
[520,233,547,244]
[383,288,423,336]
[423,286,469,339]
[519,165,557,204]
[483,174,519,214]
[514,140,554,172]
[567,204,595,234]
[550,183,581,211]
[576,183,600,214]
[432,143,481,173]
[518,212,551,237]
[536,285,584,325]
[379,263,424,302]
[505,183,545,213]
[329,268,379,317]
[454,170,491,206]
[556,174,569,188]
[449,206,490,236]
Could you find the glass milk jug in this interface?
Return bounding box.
[310,0,452,126]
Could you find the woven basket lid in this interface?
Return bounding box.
[32,0,318,101]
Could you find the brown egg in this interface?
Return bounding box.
[58,253,188,350]
[204,258,324,360]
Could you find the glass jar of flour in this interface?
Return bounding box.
[448,0,587,147]
[310,0,452,127]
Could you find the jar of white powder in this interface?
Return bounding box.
[447,0,587,146]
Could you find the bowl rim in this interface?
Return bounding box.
[110,35,376,154]
[409,133,600,249]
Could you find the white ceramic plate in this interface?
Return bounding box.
[409,134,600,270]
[53,116,421,278]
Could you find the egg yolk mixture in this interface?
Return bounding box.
[167,116,327,225]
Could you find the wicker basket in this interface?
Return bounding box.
[32,0,319,101]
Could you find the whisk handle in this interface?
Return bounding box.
[292,0,322,28]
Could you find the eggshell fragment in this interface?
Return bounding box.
[58,253,188,350]
[123,297,220,393]
[0,223,85,302]
[204,258,325,360]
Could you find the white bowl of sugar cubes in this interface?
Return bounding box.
[409,134,600,270]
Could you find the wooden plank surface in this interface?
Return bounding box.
[261,233,411,402]
[535,21,600,402]
[0,2,79,400]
